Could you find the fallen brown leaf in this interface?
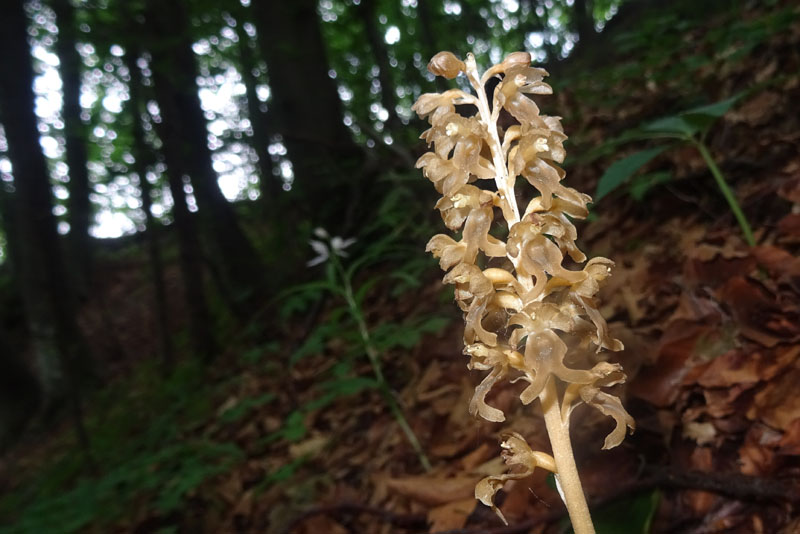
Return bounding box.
[385,475,480,506]
[428,498,476,531]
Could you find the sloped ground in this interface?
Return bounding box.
[1,1,800,533]
[257,2,800,533]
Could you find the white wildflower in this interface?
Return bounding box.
[307,229,356,267]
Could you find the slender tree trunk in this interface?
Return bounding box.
[233,20,279,203]
[163,163,216,362]
[573,0,594,45]
[51,0,92,295]
[251,0,362,226]
[148,105,216,361]
[129,48,217,361]
[144,0,266,317]
[126,51,174,370]
[0,0,93,465]
[0,328,42,448]
[357,0,401,134]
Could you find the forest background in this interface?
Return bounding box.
[0,0,799,532]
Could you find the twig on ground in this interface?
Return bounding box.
[280,469,798,534]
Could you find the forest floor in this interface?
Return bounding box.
[2,1,800,533]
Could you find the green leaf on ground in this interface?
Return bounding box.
[591,490,660,534]
[595,146,670,202]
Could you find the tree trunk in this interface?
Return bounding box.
[573,0,595,45]
[51,0,92,295]
[233,19,279,203]
[251,0,362,226]
[356,0,401,134]
[0,0,93,463]
[0,329,41,448]
[144,0,266,317]
[126,51,174,370]
[163,164,217,362]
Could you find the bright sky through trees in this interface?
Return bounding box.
[0,0,619,243]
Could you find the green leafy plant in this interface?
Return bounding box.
[281,219,445,471]
[0,360,242,534]
[414,51,633,534]
[594,94,755,246]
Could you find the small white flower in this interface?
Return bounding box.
[306,230,356,267]
[331,236,356,256]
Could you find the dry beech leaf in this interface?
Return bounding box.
[295,515,349,534]
[428,498,477,531]
[749,365,800,430]
[385,476,481,506]
[717,277,800,347]
[289,435,329,459]
[777,418,800,455]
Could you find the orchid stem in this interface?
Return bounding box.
[541,379,595,534]
[332,256,432,472]
[693,139,756,247]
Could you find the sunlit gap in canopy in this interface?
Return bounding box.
[318,0,621,153]
[8,1,284,242]
[0,0,623,250]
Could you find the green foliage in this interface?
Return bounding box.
[628,171,673,202]
[579,491,660,534]
[0,361,243,534]
[594,146,670,202]
[218,392,276,423]
[641,95,743,138]
[548,473,659,534]
[371,315,450,351]
[594,93,745,201]
[592,93,754,245]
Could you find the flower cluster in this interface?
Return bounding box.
[414,51,634,524]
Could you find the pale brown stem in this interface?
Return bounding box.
[540,379,595,534]
[465,54,521,227]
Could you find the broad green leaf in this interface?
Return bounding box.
[595,146,670,202]
[641,115,696,136]
[682,94,741,118]
[641,94,744,138]
[587,490,660,534]
[680,93,743,132]
[628,171,673,201]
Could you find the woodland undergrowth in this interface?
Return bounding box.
[1,2,800,534]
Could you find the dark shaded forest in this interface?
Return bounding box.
[0,0,799,532]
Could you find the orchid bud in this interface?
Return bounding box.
[502,51,532,69]
[427,51,465,79]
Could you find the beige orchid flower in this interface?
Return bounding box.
[415,51,634,534]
